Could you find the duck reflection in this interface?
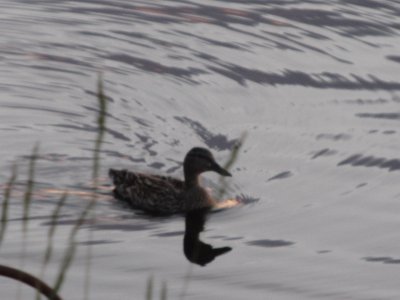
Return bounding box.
[183,208,232,266]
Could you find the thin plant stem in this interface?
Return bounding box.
[23,143,39,232]
[93,72,107,182]
[146,275,154,300]
[0,163,17,248]
[36,192,68,300]
[52,240,76,299]
[53,74,106,298]
[43,192,68,269]
[160,281,167,300]
[179,264,194,300]
[52,199,96,298]
[84,73,108,300]
[17,144,39,300]
[217,132,247,199]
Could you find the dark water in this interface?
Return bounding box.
[1,1,400,299]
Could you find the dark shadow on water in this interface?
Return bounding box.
[363,256,400,264]
[247,239,295,248]
[344,0,398,11]
[208,66,400,90]
[101,149,145,163]
[184,208,232,266]
[54,123,131,142]
[152,230,184,237]
[317,250,332,254]
[267,171,292,182]
[148,162,165,169]
[316,133,352,141]
[9,214,72,223]
[261,6,396,37]
[383,130,396,135]
[91,223,156,232]
[338,154,400,171]
[77,239,121,246]
[174,116,237,151]
[311,148,337,159]
[387,55,400,64]
[356,112,400,120]
[103,53,206,83]
[1,104,85,118]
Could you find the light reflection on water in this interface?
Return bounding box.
[1,0,400,299]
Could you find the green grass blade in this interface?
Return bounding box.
[84,73,108,300]
[52,239,76,298]
[145,276,153,300]
[52,198,96,297]
[160,281,167,300]
[92,72,107,184]
[179,264,193,300]
[36,192,67,300]
[0,163,18,247]
[44,192,68,266]
[23,143,39,232]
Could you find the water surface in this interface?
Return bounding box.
[1,1,400,299]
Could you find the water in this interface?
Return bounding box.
[1,0,400,299]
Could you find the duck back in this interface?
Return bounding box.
[109,169,186,214]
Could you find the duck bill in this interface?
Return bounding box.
[212,163,232,177]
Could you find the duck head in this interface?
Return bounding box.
[183,147,231,186]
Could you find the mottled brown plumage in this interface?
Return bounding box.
[109,147,231,215]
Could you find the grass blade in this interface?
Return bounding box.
[84,73,108,300]
[35,192,67,300]
[52,199,96,297]
[160,281,167,300]
[43,192,68,267]
[52,240,76,299]
[0,163,18,247]
[145,276,153,300]
[23,143,39,232]
[93,72,107,184]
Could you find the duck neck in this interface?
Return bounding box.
[184,169,200,189]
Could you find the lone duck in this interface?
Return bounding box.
[109,147,232,215]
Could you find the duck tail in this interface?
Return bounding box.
[108,169,127,185]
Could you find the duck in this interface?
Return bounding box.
[109,147,232,215]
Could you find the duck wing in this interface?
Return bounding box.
[109,169,185,214]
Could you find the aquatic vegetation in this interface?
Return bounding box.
[0,75,108,300]
[146,276,167,300]
[42,192,68,275]
[23,143,38,233]
[83,72,108,300]
[0,163,17,247]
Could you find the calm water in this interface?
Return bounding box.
[1,0,400,299]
